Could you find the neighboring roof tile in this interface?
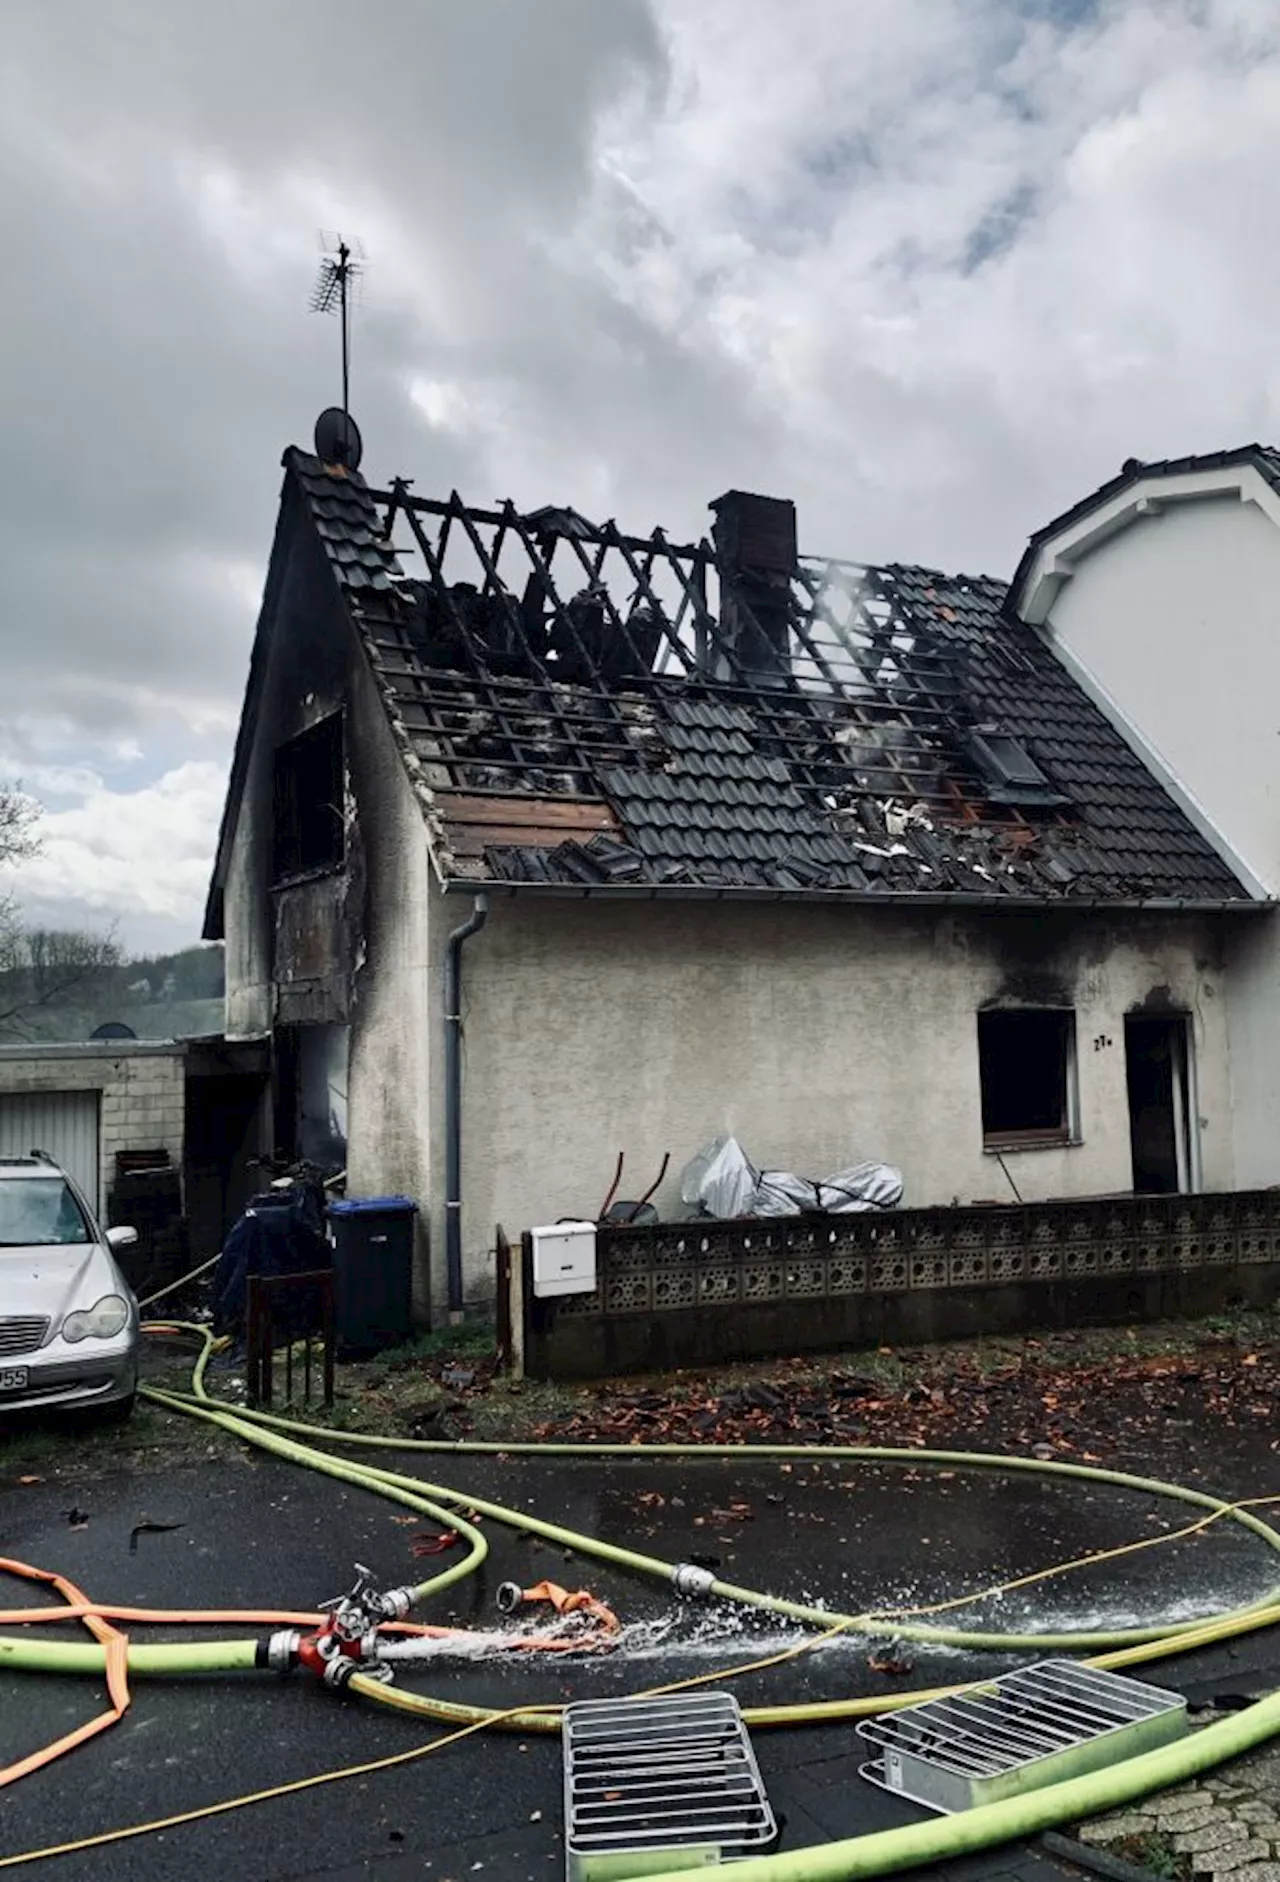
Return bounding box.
[284,456,1250,907]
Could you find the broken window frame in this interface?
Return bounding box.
[272,714,346,886]
[976,1007,1080,1151]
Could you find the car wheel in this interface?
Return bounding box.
[96,1389,137,1425]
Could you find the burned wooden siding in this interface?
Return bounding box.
[272,874,352,1025]
[221,506,364,1040]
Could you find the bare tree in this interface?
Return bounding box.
[0,785,40,976]
[0,927,122,1036]
[0,788,38,871]
[0,785,120,1036]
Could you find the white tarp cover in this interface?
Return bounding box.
[680,1135,903,1220]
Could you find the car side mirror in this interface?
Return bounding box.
[106,1225,139,1250]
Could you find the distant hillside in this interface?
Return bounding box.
[115,944,226,1003]
[0,942,225,1044]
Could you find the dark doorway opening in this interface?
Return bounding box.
[1125,1013,1193,1194]
[271,1024,349,1169]
[184,1049,270,1260]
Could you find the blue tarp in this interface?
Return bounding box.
[212,1185,330,1335]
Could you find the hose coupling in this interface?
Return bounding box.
[319,1562,410,1641]
[495,1581,524,1615]
[263,1629,301,1673]
[672,1563,716,1599]
[321,1657,357,1691]
[369,1584,415,1622]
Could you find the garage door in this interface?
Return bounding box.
[0,1090,101,1216]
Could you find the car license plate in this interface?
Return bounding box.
[0,1366,29,1392]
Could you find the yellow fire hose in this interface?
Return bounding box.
[2,1320,1278,1876]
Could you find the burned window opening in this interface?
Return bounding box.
[273,715,345,883]
[978,1008,1077,1148]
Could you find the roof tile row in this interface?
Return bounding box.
[285,449,1251,907]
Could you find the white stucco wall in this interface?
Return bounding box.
[1044,493,1280,895]
[1037,488,1280,1186]
[422,895,1234,1312]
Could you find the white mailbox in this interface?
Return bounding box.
[531,1220,598,1298]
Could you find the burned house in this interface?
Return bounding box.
[206,427,1267,1319]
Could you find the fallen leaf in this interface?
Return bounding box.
[868,1649,915,1676]
[17,1475,43,1486]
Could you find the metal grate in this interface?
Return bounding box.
[563,1693,776,1878]
[0,1317,49,1358]
[858,1660,1187,1815]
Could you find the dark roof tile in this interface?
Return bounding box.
[286,452,1251,906]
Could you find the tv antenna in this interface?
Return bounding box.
[310,231,364,445]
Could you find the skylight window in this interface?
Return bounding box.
[964,724,1067,807]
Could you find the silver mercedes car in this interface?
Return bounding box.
[0,1153,139,1420]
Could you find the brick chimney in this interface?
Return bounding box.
[710,489,797,685]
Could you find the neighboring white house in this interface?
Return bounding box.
[206,430,1269,1320]
[1008,445,1280,1190]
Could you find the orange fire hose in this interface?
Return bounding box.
[501,1579,621,1634]
[0,1556,131,1789]
[2,1599,611,1654]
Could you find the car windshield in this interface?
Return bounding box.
[0,1177,91,1247]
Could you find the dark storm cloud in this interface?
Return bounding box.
[7,0,1280,950]
[0,0,667,745]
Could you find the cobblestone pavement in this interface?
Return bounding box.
[1076,1734,1280,1880]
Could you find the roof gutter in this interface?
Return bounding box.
[442,894,489,1324]
[438,879,1268,915]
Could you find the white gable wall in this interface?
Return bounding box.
[1033,481,1280,1186]
[1042,491,1280,896]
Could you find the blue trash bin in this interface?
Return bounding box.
[326,1196,419,1356]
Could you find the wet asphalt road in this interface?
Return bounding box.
[3,1428,1280,1880]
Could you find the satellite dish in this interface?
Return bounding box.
[314,407,363,471]
[90,1021,136,1041]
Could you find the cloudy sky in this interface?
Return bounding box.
[4,0,1280,953]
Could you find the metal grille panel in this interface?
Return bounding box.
[0,1316,50,1357]
[858,1660,1187,1814]
[564,1693,775,1877]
